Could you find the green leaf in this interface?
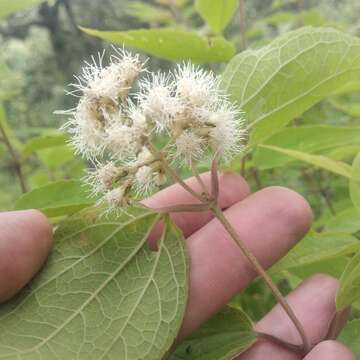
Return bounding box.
[21,134,68,158]
[325,208,360,233]
[289,257,349,279]
[37,145,76,169]
[0,206,189,359]
[339,319,360,357]
[14,180,94,217]
[259,145,354,179]
[337,251,360,310]
[350,152,360,211]
[253,125,360,170]
[330,99,360,117]
[271,231,360,274]
[80,27,235,63]
[327,145,360,161]
[0,0,43,18]
[221,27,360,144]
[195,0,238,34]
[170,306,256,359]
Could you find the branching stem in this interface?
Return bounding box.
[145,142,311,355]
[210,204,311,354]
[146,140,205,202]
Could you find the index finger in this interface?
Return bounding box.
[144,171,250,244]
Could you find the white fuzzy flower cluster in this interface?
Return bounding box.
[59,48,246,210]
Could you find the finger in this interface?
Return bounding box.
[179,186,312,338]
[238,275,343,360]
[144,171,250,245]
[0,210,53,302]
[304,341,355,360]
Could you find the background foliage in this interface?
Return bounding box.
[1,0,360,358]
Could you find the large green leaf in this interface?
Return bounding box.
[253,126,360,169]
[336,251,360,310]
[259,145,354,179]
[80,27,235,63]
[0,0,43,18]
[339,319,360,357]
[349,152,360,212]
[221,27,360,144]
[170,306,256,359]
[195,0,238,34]
[14,180,94,217]
[0,206,189,359]
[271,231,360,274]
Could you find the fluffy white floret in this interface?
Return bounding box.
[105,122,145,159]
[69,48,143,101]
[102,184,130,209]
[173,130,205,165]
[138,73,183,130]
[174,62,220,108]
[84,161,121,196]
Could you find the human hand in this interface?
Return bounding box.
[0,172,355,359]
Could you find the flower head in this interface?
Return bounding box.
[58,50,246,211]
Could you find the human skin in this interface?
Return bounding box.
[0,172,355,359]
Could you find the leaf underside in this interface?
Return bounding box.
[0,206,189,360]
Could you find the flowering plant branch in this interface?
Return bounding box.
[58,48,311,355]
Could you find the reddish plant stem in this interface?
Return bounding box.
[210,204,311,354]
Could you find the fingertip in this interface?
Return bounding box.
[26,209,54,252]
[300,273,339,291]
[0,210,53,302]
[261,186,313,240]
[305,340,356,360]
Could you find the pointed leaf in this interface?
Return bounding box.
[336,251,360,310]
[259,145,354,179]
[195,0,238,34]
[253,125,360,170]
[80,27,235,63]
[221,27,360,144]
[0,206,189,359]
[271,231,360,274]
[169,306,256,359]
